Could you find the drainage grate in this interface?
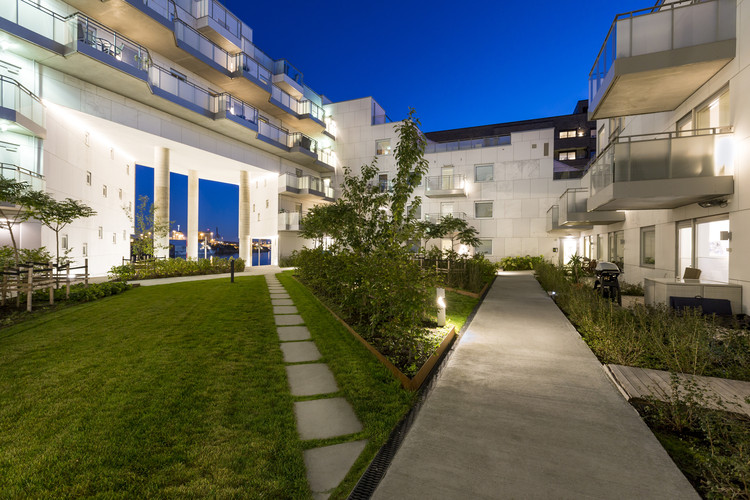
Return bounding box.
[347,280,491,499]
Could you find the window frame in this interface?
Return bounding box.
[640,226,656,268]
[474,201,493,219]
[475,238,492,256]
[375,139,391,156]
[474,163,494,182]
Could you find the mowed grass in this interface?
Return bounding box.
[445,291,479,333]
[0,277,309,498]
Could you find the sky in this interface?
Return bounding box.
[137,1,652,241]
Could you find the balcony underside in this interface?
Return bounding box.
[590,40,735,120]
[278,187,332,203]
[0,107,46,138]
[548,226,586,236]
[587,176,734,211]
[425,189,466,198]
[560,211,625,227]
[195,18,241,53]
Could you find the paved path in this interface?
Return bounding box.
[373,272,698,499]
[265,275,366,500]
[606,364,750,416]
[124,265,289,287]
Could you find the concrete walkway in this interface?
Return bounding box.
[373,272,698,499]
[124,265,289,287]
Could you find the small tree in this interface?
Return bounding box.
[419,214,481,256]
[35,194,97,266]
[0,177,47,267]
[125,195,171,260]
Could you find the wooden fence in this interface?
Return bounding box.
[1,259,89,312]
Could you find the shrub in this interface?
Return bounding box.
[621,281,645,296]
[108,257,245,281]
[28,281,131,304]
[279,251,301,268]
[0,246,53,270]
[499,254,545,271]
[440,255,499,293]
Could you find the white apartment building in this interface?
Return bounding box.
[544,0,750,314]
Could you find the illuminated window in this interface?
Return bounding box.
[375,139,391,155]
[475,201,493,219]
[559,130,576,139]
[86,171,92,186]
[475,164,493,182]
[558,151,576,161]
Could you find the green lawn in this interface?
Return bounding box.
[0,276,414,498]
[445,290,479,333]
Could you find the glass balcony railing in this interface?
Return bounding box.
[149,64,213,112]
[0,76,45,132]
[425,134,511,154]
[123,0,175,24]
[425,174,466,193]
[0,163,45,191]
[324,117,337,137]
[243,41,275,75]
[589,0,736,109]
[299,99,325,122]
[237,53,272,86]
[546,205,560,233]
[424,212,468,223]
[75,15,151,72]
[589,127,734,197]
[289,132,317,154]
[271,85,302,114]
[194,0,241,38]
[278,211,303,231]
[1,0,70,47]
[558,187,623,226]
[281,173,333,198]
[174,19,236,73]
[274,59,303,84]
[258,119,289,146]
[317,148,334,168]
[215,93,257,126]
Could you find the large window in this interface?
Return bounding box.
[475,164,493,182]
[558,151,576,161]
[696,87,729,130]
[676,216,729,282]
[375,139,391,155]
[475,201,493,219]
[475,239,492,256]
[597,234,604,260]
[559,130,577,139]
[608,230,624,270]
[640,226,655,267]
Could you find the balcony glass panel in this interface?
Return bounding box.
[0,76,45,130]
[278,211,302,230]
[1,0,69,46]
[317,149,334,167]
[425,174,466,192]
[425,135,511,154]
[149,65,213,111]
[216,94,257,125]
[258,120,289,146]
[0,163,44,191]
[125,0,174,23]
[271,86,301,114]
[290,132,317,153]
[425,212,467,222]
[299,100,324,121]
[243,42,274,74]
[238,53,271,85]
[194,0,241,38]
[75,16,151,72]
[274,60,303,83]
[174,20,235,72]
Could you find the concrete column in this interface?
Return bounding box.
[186,170,199,260]
[153,147,170,259]
[239,170,251,264]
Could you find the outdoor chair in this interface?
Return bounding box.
[683,267,702,280]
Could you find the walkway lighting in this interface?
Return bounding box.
[437,287,446,327]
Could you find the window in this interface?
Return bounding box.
[559,130,576,139]
[378,173,388,193]
[84,132,90,146]
[123,230,126,241]
[407,203,421,220]
[475,239,492,256]
[543,142,549,156]
[98,226,103,239]
[608,230,624,270]
[112,232,117,244]
[61,234,68,250]
[102,185,108,197]
[558,151,576,161]
[696,87,729,130]
[265,199,269,209]
[475,201,493,219]
[641,226,655,267]
[118,188,123,200]
[597,234,604,260]
[475,164,494,182]
[375,139,391,155]
[82,243,88,257]
[252,203,255,212]
[126,164,130,175]
[86,171,92,186]
[590,128,597,138]
[257,213,260,221]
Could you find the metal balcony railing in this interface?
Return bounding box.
[424,212,468,223]
[258,119,289,146]
[425,174,466,193]
[589,0,736,107]
[75,14,151,72]
[124,0,175,23]
[237,52,272,86]
[174,19,236,72]
[0,76,45,131]
[194,0,241,38]
[149,64,213,111]
[589,127,734,197]
[0,163,45,191]
[289,132,318,153]
[215,93,257,125]
[1,0,70,47]
[425,134,511,154]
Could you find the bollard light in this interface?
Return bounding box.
[437,287,446,327]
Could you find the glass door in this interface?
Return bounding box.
[696,218,729,282]
[677,222,693,279]
[441,165,454,190]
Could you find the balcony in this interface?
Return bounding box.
[0,76,45,138]
[193,0,242,52]
[213,94,257,131]
[425,134,510,154]
[425,174,467,198]
[279,173,334,201]
[0,0,70,55]
[73,15,151,81]
[546,205,583,236]
[174,19,236,77]
[273,59,305,98]
[278,211,303,231]
[587,128,734,211]
[122,0,175,29]
[269,86,326,133]
[588,0,736,120]
[558,188,624,227]
[149,64,213,117]
[424,212,468,223]
[234,52,272,92]
[0,163,45,192]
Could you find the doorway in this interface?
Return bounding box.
[252,238,272,266]
[560,238,578,266]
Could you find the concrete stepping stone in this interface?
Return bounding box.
[268,287,285,292]
[270,293,291,299]
[281,341,321,363]
[278,326,311,341]
[294,398,362,440]
[275,314,304,326]
[305,440,368,498]
[274,305,298,314]
[286,363,338,396]
[272,298,294,306]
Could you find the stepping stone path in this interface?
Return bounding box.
[266,275,365,499]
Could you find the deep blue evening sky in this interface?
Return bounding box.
[138,1,651,241]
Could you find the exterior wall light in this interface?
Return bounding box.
[437,287,446,327]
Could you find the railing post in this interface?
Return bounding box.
[48,262,54,305]
[84,258,89,287]
[66,263,71,299]
[1,274,6,306]
[26,266,33,312]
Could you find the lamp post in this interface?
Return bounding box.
[437,287,446,327]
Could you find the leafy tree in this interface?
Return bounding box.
[419,214,481,256]
[0,177,47,267]
[35,194,97,266]
[125,195,172,260]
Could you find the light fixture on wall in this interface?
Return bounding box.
[698,198,728,208]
